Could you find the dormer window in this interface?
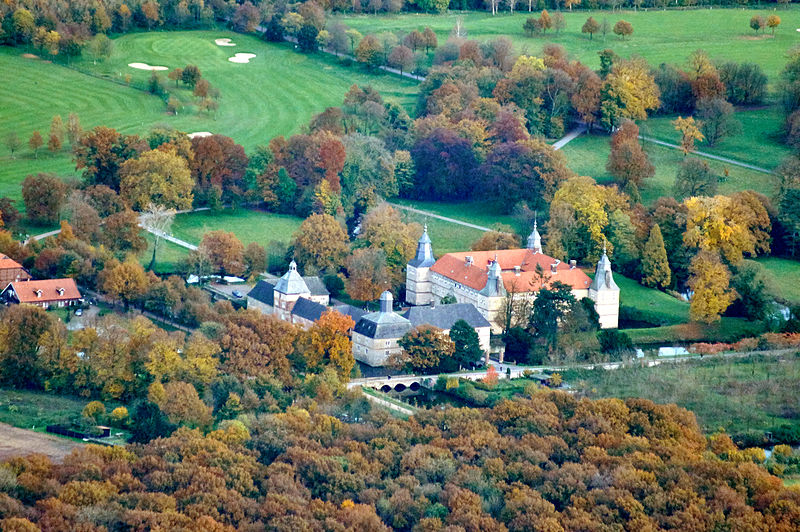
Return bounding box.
[35,289,42,298]
[56,287,64,296]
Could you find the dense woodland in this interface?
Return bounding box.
[2,391,800,531]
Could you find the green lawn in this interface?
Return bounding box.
[337,8,800,80]
[560,133,777,204]
[0,30,418,202]
[641,107,791,172]
[758,257,800,305]
[398,208,486,254]
[171,208,304,248]
[561,351,800,436]
[140,233,190,274]
[0,388,98,432]
[392,199,529,234]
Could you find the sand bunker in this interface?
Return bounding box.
[128,62,168,71]
[188,132,213,139]
[21,53,39,59]
[215,38,236,46]
[228,53,256,64]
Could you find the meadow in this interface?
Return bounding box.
[561,351,800,436]
[0,31,419,202]
[759,257,800,305]
[559,132,778,204]
[337,7,800,79]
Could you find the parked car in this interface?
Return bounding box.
[232,290,244,298]
[75,308,83,316]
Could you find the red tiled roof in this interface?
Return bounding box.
[6,278,82,303]
[0,253,24,271]
[430,249,592,293]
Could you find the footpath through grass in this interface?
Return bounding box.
[337,8,800,79]
[560,133,777,205]
[561,351,800,436]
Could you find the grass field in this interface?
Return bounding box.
[759,257,800,305]
[170,208,304,248]
[337,8,800,80]
[641,107,791,171]
[560,133,777,204]
[562,351,800,436]
[0,30,418,202]
[0,388,100,432]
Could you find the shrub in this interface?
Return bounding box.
[82,401,106,423]
[110,407,129,425]
[597,329,633,353]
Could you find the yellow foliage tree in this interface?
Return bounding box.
[672,116,705,155]
[688,250,736,323]
[602,57,660,125]
[306,310,356,380]
[684,194,770,264]
[119,148,194,211]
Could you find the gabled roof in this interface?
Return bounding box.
[4,279,81,303]
[247,280,275,306]
[291,297,328,322]
[430,249,592,294]
[403,303,491,331]
[304,276,330,297]
[0,254,25,271]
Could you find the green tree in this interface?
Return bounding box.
[0,305,56,388]
[449,320,484,370]
[181,64,201,88]
[641,224,671,289]
[530,281,576,357]
[5,132,22,159]
[731,260,776,321]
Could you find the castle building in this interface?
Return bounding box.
[351,291,492,367]
[405,224,620,331]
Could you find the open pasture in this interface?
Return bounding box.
[338,8,800,79]
[559,133,777,204]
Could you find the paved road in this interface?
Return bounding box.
[388,203,491,232]
[552,124,587,150]
[639,135,773,175]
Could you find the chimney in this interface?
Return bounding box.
[514,265,521,276]
[379,291,393,313]
[569,260,576,270]
[465,255,473,267]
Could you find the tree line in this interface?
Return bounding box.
[2,386,800,530]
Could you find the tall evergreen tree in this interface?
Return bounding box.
[641,224,671,289]
[449,320,484,369]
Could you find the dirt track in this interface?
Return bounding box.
[0,423,83,462]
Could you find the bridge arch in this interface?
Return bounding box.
[394,383,406,392]
[409,382,421,391]
[380,385,392,393]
